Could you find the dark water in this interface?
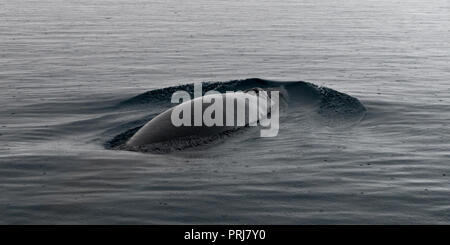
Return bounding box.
[1,0,449,224]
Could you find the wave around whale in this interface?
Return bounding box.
[106,78,366,153]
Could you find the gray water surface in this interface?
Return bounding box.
[0,0,449,224]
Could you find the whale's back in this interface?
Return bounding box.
[126,92,270,147]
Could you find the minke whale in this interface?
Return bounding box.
[126,88,281,147]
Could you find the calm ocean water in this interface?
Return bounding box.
[0,0,449,224]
